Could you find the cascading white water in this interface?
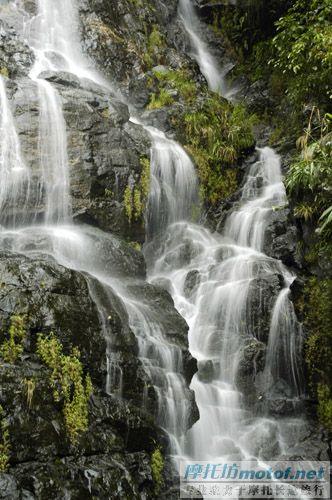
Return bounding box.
[27,0,104,83]
[179,0,232,96]
[143,125,198,242]
[0,0,194,457]
[37,80,71,224]
[1,0,306,489]
[0,75,30,227]
[146,147,304,464]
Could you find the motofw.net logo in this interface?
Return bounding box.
[180,460,330,498]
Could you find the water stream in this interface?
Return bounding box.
[1,0,306,494]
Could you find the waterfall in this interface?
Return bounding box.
[0,0,194,456]
[146,147,303,463]
[0,76,30,227]
[143,125,198,243]
[179,0,233,96]
[36,80,71,224]
[1,0,305,485]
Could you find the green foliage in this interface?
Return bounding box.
[317,384,332,432]
[0,315,27,364]
[286,110,332,235]
[0,405,9,472]
[0,68,9,78]
[271,0,332,107]
[147,88,174,110]
[152,69,197,104]
[36,334,93,445]
[104,188,113,199]
[300,277,332,431]
[177,92,256,204]
[143,25,164,68]
[124,185,133,223]
[151,447,164,494]
[123,158,150,223]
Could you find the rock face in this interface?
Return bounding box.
[0,20,34,78]
[79,0,190,108]
[4,74,150,243]
[0,250,197,498]
[0,2,200,496]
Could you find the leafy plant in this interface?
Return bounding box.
[176,92,256,204]
[147,88,174,110]
[152,69,197,104]
[143,26,164,68]
[0,315,27,364]
[123,157,150,223]
[36,334,93,445]
[151,447,164,494]
[271,0,332,106]
[286,109,332,232]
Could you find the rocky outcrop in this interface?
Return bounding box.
[0,20,34,78]
[0,249,198,498]
[79,0,190,108]
[4,74,150,243]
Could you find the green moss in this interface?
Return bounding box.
[175,92,256,204]
[153,69,197,104]
[0,68,9,78]
[0,315,27,364]
[123,158,150,223]
[104,188,114,199]
[0,405,9,472]
[151,447,164,494]
[140,157,151,200]
[143,25,164,68]
[133,188,142,219]
[36,334,93,445]
[147,88,174,110]
[124,185,133,223]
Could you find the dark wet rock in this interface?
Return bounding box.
[264,208,301,268]
[0,474,20,500]
[247,273,284,343]
[78,0,202,109]
[278,417,331,461]
[184,270,201,299]
[126,281,198,383]
[197,359,215,383]
[0,251,106,385]
[0,252,188,498]
[236,337,266,405]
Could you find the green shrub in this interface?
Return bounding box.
[271,0,332,107]
[176,92,256,204]
[286,110,332,235]
[143,25,164,68]
[152,69,197,104]
[0,405,9,472]
[36,334,93,445]
[0,315,27,364]
[151,447,164,494]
